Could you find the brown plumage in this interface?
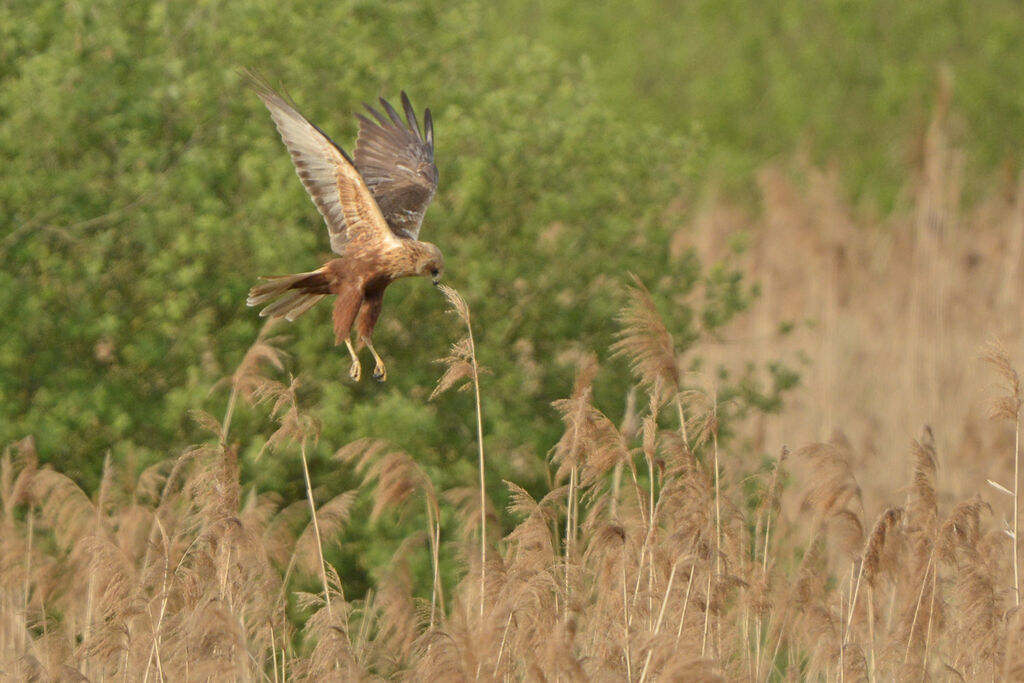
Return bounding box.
[244,71,444,382]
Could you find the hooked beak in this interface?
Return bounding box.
[432,278,441,287]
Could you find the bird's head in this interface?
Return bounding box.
[415,243,445,285]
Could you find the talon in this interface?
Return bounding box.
[361,336,387,383]
[344,337,361,382]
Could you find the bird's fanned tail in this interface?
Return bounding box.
[246,269,331,321]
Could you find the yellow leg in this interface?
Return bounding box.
[344,337,361,382]
[361,336,387,382]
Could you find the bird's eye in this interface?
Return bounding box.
[431,268,439,277]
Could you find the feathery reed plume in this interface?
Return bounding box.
[497,480,568,676]
[906,426,939,533]
[982,339,1023,605]
[860,507,904,594]
[612,274,681,393]
[846,504,902,669]
[432,283,488,618]
[337,438,445,625]
[935,498,1001,678]
[1,436,37,523]
[220,318,288,446]
[794,439,864,554]
[937,496,992,566]
[764,439,864,675]
[551,355,634,626]
[612,274,689,441]
[254,375,335,621]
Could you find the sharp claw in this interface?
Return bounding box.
[349,361,362,382]
[372,364,387,382]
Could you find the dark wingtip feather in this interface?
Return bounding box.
[379,96,405,128]
[363,102,389,127]
[424,108,434,149]
[400,91,422,142]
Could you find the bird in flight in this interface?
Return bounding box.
[244,72,443,382]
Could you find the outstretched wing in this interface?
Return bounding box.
[245,71,400,256]
[354,92,438,240]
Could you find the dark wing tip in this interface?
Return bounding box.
[379,96,406,130]
[424,107,434,149]
[363,102,389,127]
[399,91,422,142]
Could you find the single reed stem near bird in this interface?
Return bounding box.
[431,285,487,617]
[243,70,444,382]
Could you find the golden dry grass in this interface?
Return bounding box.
[4,102,1024,681]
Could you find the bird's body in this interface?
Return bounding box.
[244,72,443,381]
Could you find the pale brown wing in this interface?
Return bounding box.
[354,92,438,240]
[245,71,399,256]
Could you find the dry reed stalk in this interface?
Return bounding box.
[254,375,334,626]
[23,506,33,650]
[638,558,679,683]
[982,340,1023,606]
[300,435,332,618]
[622,536,633,680]
[621,411,657,634]
[756,447,787,573]
[701,562,712,657]
[846,506,902,650]
[432,284,488,619]
[83,452,114,678]
[900,542,938,671]
[549,354,599,616]
[141,515,171,683]
[744,450,787,677]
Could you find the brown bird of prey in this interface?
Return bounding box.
[245,73,443,382]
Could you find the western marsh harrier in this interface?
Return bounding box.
[245,72,443,382]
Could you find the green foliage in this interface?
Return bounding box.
[501,0,1024,209]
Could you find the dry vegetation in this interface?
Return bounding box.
[5,102,1024,681]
